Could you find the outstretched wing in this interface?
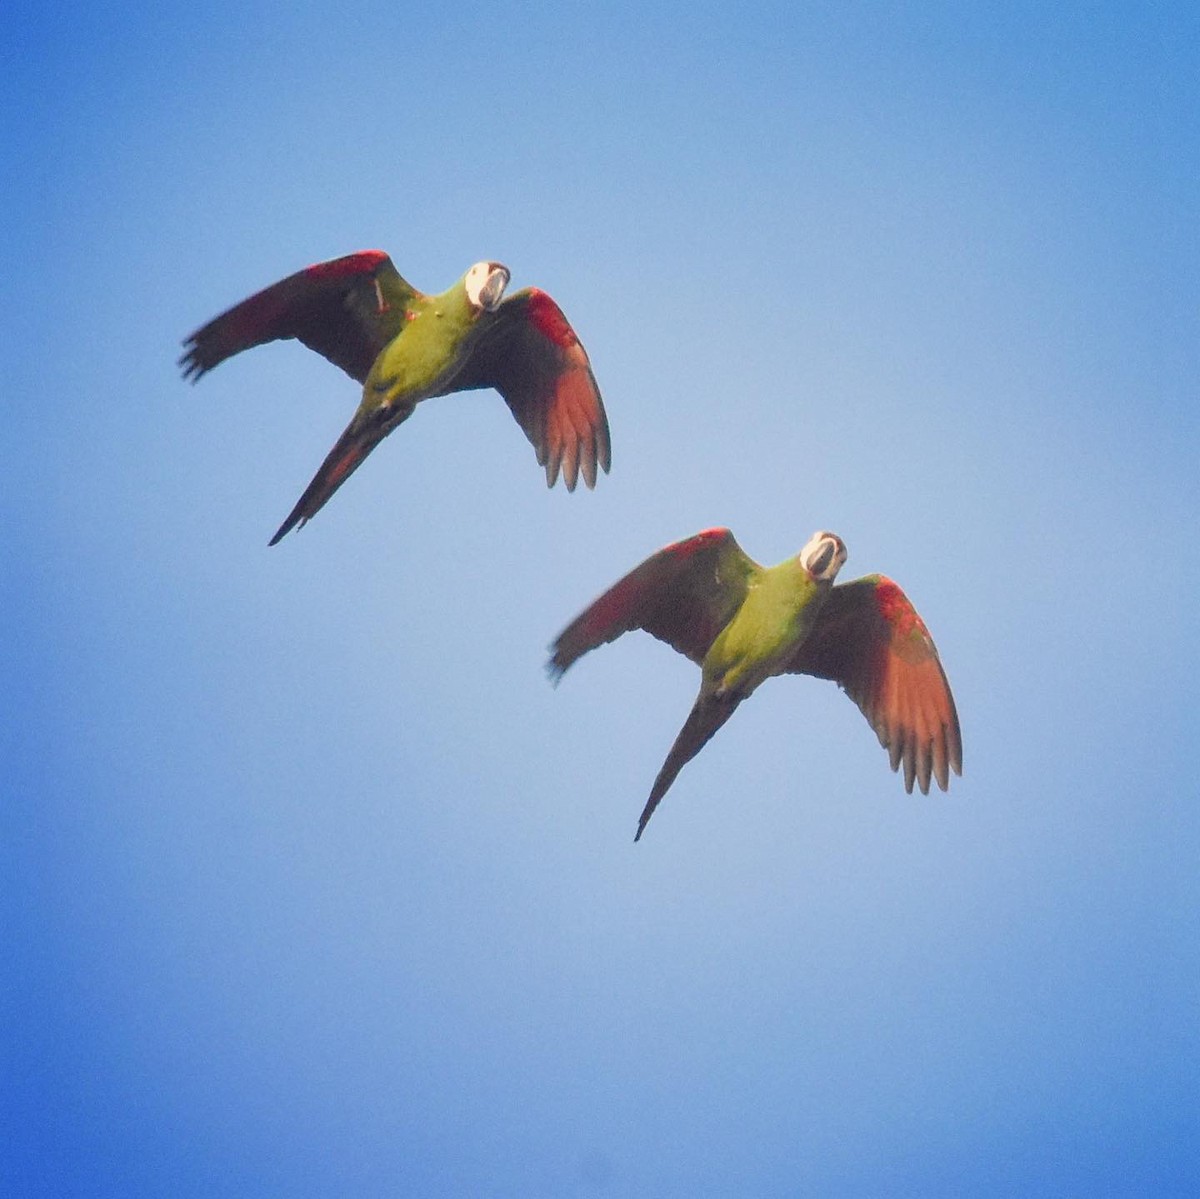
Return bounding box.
[180,250,419,385]
[788,575,962,794]
[550,528,759,677]
[444,288,611,491]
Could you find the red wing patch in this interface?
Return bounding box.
[304,250,390,280]
[875,576,931,641]
[542,358,608,490]
[180,249,404,384]
[666,528,730,559]
[576,581,637,644]
[524,289,579,348]
[790,574,961,793]
[548,528,752,678]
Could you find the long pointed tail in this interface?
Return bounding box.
[635,693,741,841]
[269,405,411,545]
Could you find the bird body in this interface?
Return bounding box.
[701,555,824,698]
[363,271,484,403]
[550,528,960,840]
[180,252,610,544]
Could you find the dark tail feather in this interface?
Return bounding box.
[635,693,740,841]
[269,408,407,545]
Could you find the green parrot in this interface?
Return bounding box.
[180,251,611,544]
[549,527,962,840]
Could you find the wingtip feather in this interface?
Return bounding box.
[580,447,598,490]
[178,344,205,383]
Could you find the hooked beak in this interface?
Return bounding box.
[806,540,835,578]
[479,263,510,312]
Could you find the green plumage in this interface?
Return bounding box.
[361,273,483,414]
[550,525,961,840]
[702,557,824,697]
[180,250,610,544]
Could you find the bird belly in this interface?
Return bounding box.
[366,319,475,407]
[703,579,818,698]
[703,622,789,698]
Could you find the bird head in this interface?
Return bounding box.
[799,530,847,582]
[464,261,511,312]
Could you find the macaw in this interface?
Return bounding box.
[180,251,610,544]
[550,527,961,840]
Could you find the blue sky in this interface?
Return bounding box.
[3,3,1198,1195]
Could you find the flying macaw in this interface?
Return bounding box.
[549,527,961,840]
[180,251,611,544]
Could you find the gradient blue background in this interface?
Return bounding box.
[3,3,1197,1195]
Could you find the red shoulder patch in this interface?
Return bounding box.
[664,527,728,558]
[525,289,578,348]
[305,250,389,280]
[875,577,930,640]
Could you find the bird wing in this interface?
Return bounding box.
[550,528,759,676]
[442,288,611,491]
[180,250,419,385]
[787,575,961,794]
